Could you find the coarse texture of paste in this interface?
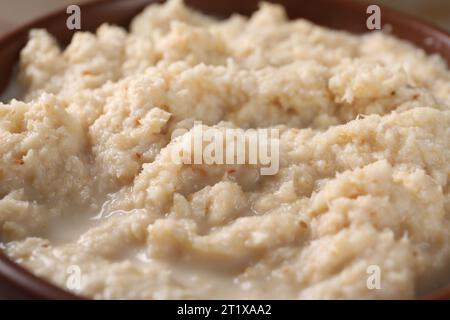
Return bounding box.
[1,0,449,299]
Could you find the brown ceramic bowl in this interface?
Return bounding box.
[0,0,449,300]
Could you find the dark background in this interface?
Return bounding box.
[0,0,449,35]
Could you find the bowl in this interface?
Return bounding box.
[0,0,449,299]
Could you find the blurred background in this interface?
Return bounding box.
[0,0,449,34]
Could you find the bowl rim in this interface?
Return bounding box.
[0,0,449,300]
